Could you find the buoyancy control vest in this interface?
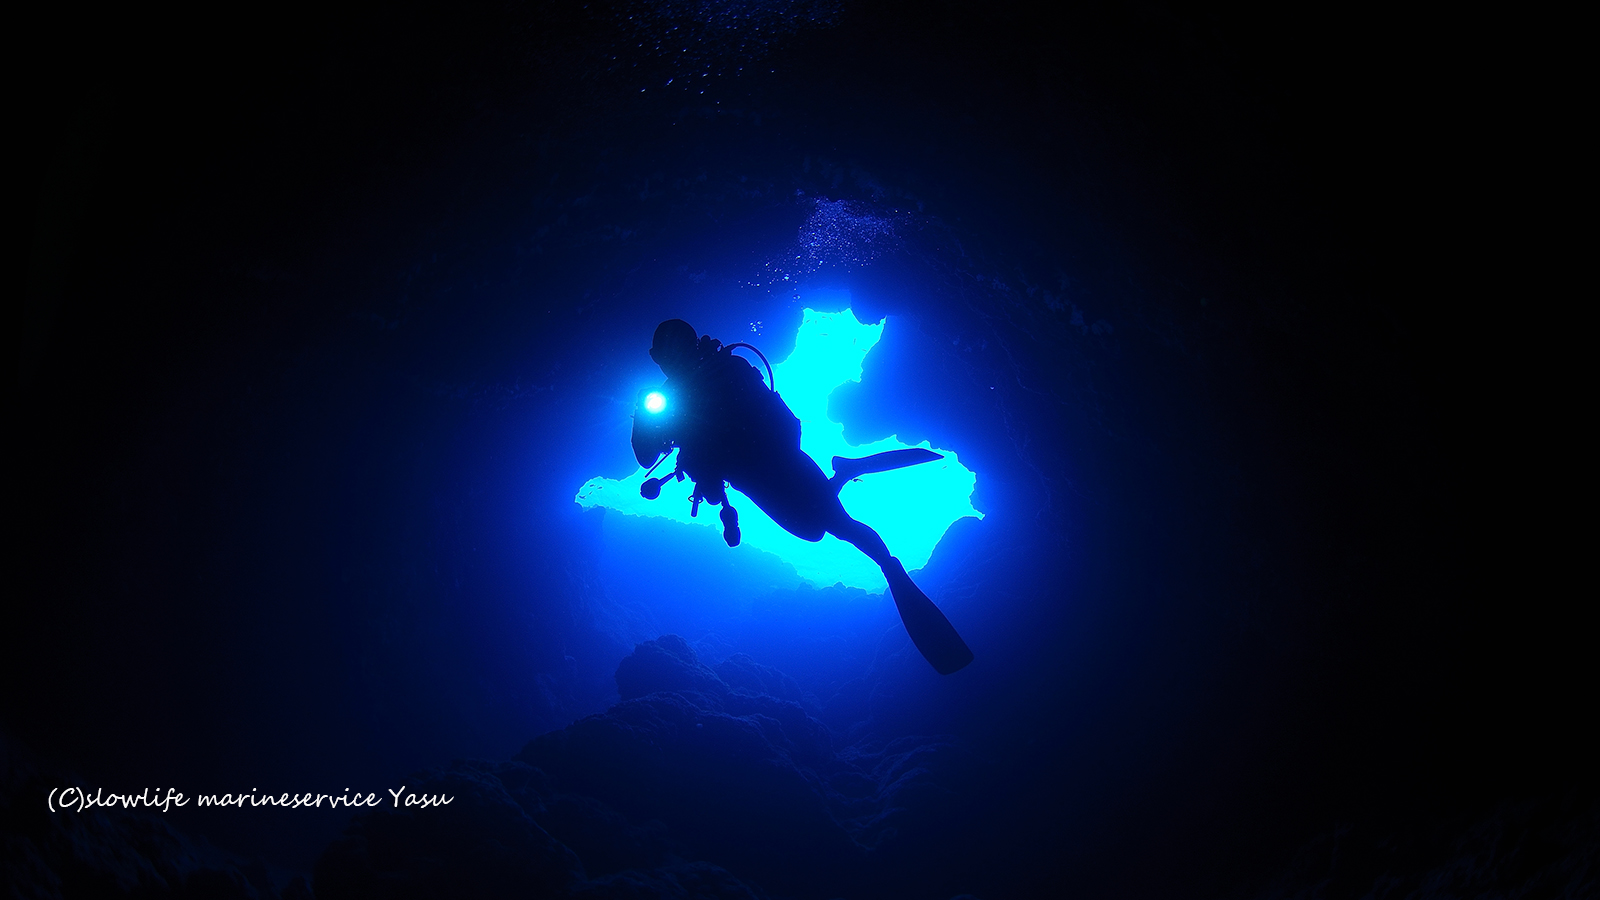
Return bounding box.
[631,338,799,471]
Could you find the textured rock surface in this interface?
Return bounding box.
[313,760,584,900]
[1247,797,1600,900]
[312,637,965,898]
[1,733,309,900]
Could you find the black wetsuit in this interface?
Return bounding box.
[630,335,973,674]
[631,343,840,542]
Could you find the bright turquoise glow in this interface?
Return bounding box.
[644,391,666,414]
[576,302,981,590]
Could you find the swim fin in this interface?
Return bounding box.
[830,448,944,493]
[884,557,974,675]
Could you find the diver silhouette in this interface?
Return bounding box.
[632,319,974,675]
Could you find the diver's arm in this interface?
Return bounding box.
[632,388,675,467]
[632,414,671,467]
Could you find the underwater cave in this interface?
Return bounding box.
[9,2,1592,898]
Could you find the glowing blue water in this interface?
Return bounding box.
[576,307,981,590]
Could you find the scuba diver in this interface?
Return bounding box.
[631,319,974,675]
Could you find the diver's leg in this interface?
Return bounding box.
[736,447,972,674]
[826,510,973,675]
[726,452,833,542]
[697,480,741,547]
[719,500,740,547]
[827,512,891,567]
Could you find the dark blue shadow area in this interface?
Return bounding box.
[8,1,1593,899]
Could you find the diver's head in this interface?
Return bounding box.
[649,319,699,377]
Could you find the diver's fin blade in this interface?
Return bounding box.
[885,559,973,675]
[831,448,944,483]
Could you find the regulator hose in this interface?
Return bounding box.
[723,342,774,391]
